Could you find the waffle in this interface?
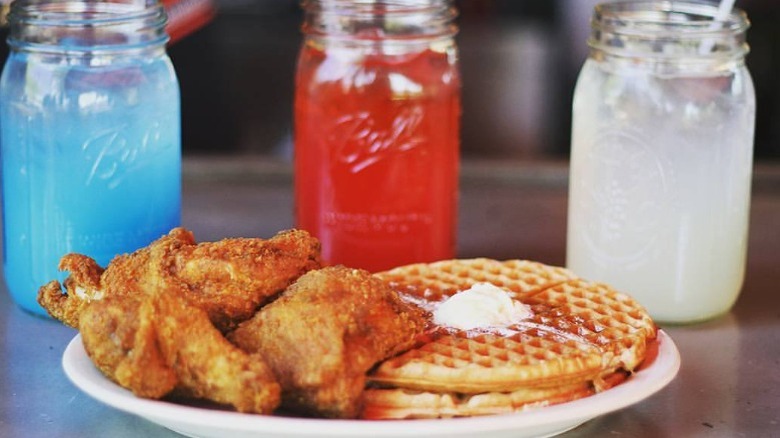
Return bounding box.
[378,258,578,310]
[363,258,656,419]
[362,380,595,419]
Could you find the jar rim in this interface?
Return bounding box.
[588,0,750,61]
[592,0,750,37]
[7,0,169,53]
[8,0,166,27]
[300,0,458,42]
[301,0,453,14]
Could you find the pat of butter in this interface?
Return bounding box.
[432,282,532,330]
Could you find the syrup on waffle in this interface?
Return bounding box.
[363,258,657,419]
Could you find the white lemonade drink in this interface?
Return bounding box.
[567,56,755,323]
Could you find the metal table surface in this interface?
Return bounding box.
[1,157,778,438]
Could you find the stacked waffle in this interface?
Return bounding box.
[363,258,656,419]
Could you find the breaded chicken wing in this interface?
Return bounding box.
[99,227,196,297]
[37,227,320,413]
[38,228,195,329]
[38,227,321,331]
[228,266,426,418]
[77,273,281,412]
[78,294,177,399]
[154,289,280,412]
[172,229,321,332]
[38,254,105,328]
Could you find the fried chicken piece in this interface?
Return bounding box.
[228,266,426,418]
[100,227,196,297]
[79,294,177,398]
[38,254,105,328]
[37,227,318,413]
[38,227,321,332]
[38,229,195,329]
[77,275,281,412]
[154,289,280,412]
[172,229,322,332]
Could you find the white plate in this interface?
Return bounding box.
[63,330,680,438]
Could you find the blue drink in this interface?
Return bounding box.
[0,1,180,315]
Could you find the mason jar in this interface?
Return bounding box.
[1,0,181,315]
[294,0,461,272]
[566,1,755,323]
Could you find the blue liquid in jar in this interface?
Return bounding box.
[1,50,181,315]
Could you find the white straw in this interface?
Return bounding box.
[715,0,737,22]
[700,0,737,54]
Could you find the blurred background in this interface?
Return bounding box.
[166,0,780,162]
[4,0,780,162]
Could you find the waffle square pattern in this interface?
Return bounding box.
[363,258,657,419]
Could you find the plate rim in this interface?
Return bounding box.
[62,330,680,437]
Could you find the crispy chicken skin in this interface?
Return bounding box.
[153,285,281,413]
[172,229,322,332]
[76,269,282,412]
[228,266,426,418]
[38,253,104,329]
[38,228,196,330]
[78,294,177,399]
[38,227,321,331]
[99,227,196,298]
[36,227,321,413]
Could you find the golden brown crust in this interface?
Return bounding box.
[36,227,321,414]
[173,229,321,332]
[79,295,177,399]
[229,265,426,418]
[153,287,281,413]
[36,254,105,328]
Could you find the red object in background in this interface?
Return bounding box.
[161,0,215,43]
[294,43,461,272]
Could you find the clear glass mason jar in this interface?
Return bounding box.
[1,0,181,315]
[294,0,461,272]
[566,1,755,323]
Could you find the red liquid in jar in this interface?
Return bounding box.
[294,42,460,272]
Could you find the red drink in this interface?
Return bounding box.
[294,40,460,272]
